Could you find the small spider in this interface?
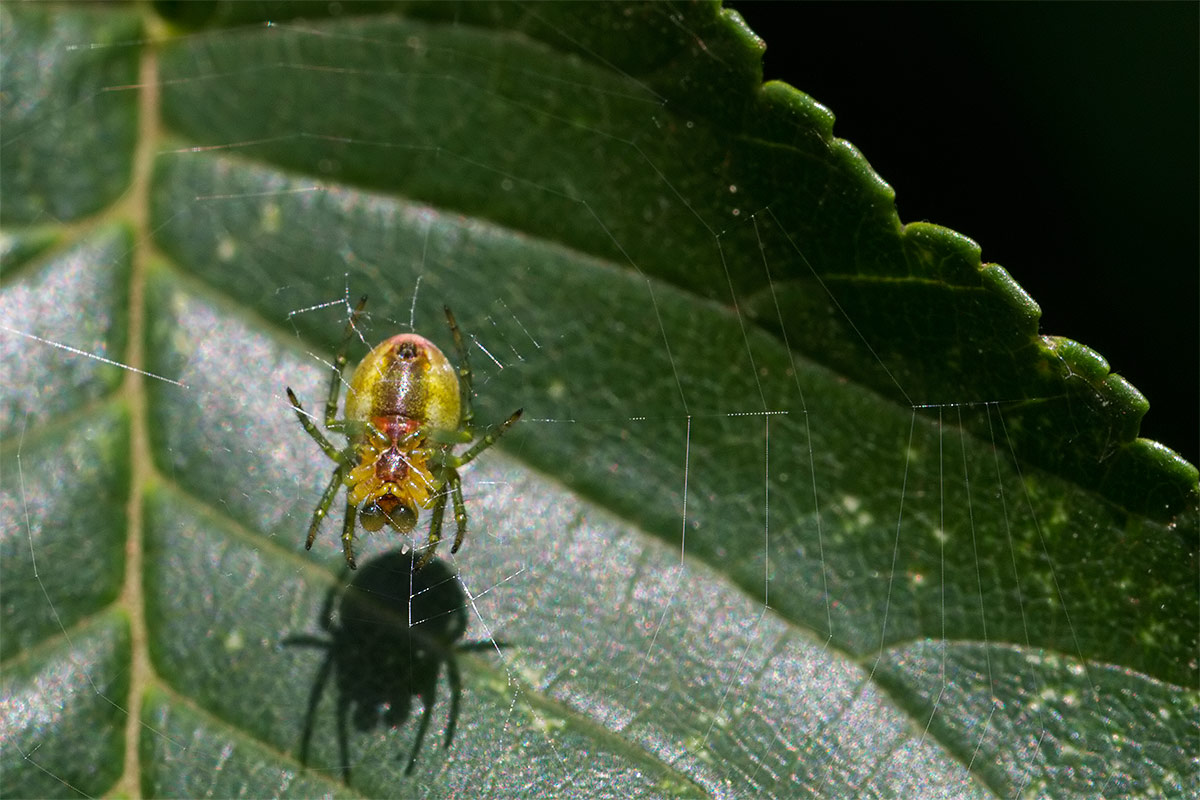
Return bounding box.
[287,296,521,569]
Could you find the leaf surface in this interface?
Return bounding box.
[1,3,1196,798]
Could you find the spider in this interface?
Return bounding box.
[287,296,521,569]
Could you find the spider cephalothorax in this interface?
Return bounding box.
[286,296,521,568]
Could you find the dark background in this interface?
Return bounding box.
[729,2,1198,468]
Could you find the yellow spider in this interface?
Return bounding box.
[287,296,521,568]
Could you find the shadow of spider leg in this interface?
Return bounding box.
[283,551,495,781]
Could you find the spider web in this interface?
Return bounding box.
[2,4,1197,800]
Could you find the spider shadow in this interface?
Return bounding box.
[283,551,496,782]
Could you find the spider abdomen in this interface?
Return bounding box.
[345,334,461,433]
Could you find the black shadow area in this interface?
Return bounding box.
[283,551,496,781]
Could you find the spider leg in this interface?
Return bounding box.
[451,408,523,468]
[324,295,369,428]
[306,466,346,551]
[443,306,475,428]
[287,388,345,463]
[340,500,359,570]
[448,471,468,554]
[417,487,448,569]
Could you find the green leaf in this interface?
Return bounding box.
[2,3,1196,799]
